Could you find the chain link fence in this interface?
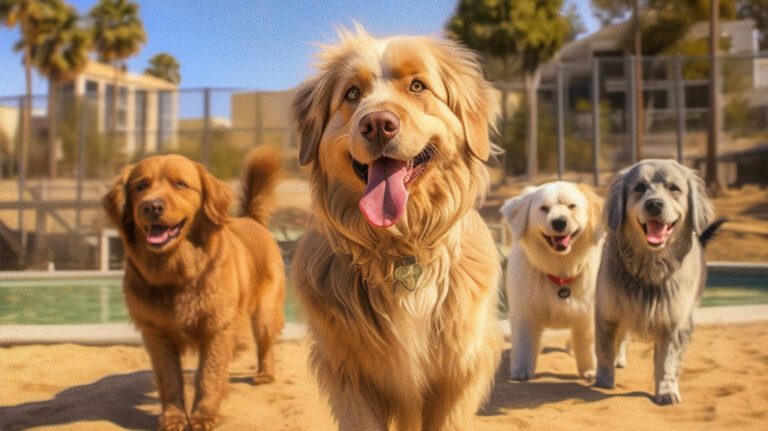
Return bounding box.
[0,53,766,270]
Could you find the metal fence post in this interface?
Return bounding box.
[17,96,27,257]
[557,64,565,179]
[674,56,686,164]
[203,87,211,167]
[627,55,637,164]
[76,95,87,232]
[592,58,601,186]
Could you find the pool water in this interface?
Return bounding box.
[0,273,765,325]
[0,278,300,325]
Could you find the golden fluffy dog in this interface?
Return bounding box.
[291,27,502,430]
[501,181,608,381]
[103,147,285,430]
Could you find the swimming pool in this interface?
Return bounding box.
[0,264,766,325]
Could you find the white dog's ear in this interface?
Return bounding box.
[687,170,714,235]
[606,170,627,232]
[432,39,498,161]
[500,193,532,240]
[292,74,335,166]
[578,184,605,242]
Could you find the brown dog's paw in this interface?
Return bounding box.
[157,410,188,431]
[189,410,221,431]
[252,372,275,385]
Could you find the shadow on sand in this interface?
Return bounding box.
[480,349,650,415]
[0,371,158,430]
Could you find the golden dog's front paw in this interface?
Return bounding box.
[253,371,275,385]
[189,410,221,431]
[157,409,188,431]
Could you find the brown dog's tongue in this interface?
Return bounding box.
[359,158,409,228]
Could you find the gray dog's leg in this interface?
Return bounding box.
[615,335,629,368]
[594,317,619,389]
[654,326,691,405]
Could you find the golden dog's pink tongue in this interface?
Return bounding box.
[147,226,170,245]
[359,158,409,228]
[646,220,670,244]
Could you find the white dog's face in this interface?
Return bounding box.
[528,183,590,253]
[502,182,602,255]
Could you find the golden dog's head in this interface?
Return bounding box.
[292,26,497,248]
[606,159,713,251]
[103,155,232,253]
[501,182,604,256]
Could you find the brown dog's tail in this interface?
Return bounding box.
[241,146,282,225]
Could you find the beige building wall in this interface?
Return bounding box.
[63,61,179,158]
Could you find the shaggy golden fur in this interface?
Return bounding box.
[501,182,607,381]
[103,147,285,431]
[291,27,503,430]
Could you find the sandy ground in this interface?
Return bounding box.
[1,322,767,431]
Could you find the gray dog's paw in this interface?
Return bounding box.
[594,371,614,389]
[510,367,534,382]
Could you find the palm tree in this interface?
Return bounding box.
[29,0,90,177]
[145,52,181,85]
[88,0,145,156]
[0,0,47,183]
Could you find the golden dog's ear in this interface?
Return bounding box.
[433,39,498,161]
[577,184,605,242]
[292,73,336,166]
[103,164,135,238]
[606,170,628,232]
[686,169,714,235]
[196,164,233,227]
[500,189,534,240]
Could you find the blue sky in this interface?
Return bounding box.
[0,0,599,97]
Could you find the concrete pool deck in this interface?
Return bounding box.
[1,304,767,346]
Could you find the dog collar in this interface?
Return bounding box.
[547,274,575,299]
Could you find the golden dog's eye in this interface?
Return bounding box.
[175,180,188,189]
[634,183,647,193]
[540,206,549,212]
[409,80,426,93]
[568,204,576,209]
[345,86,360,101]
[669,184,681,192]
[135,182,148,192]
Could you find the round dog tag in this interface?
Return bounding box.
[557,287,571,299]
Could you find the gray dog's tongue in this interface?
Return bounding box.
[359,158,409,228]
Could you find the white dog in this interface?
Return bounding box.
[501,181,608,380]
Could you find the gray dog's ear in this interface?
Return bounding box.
[500,191,533,240]
[687,170,714,235]
[292,73,335,166]
[606,170,627,232]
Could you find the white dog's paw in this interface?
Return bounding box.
[581,369,596,382]
[655,389,682,405]
[614,355,627,369]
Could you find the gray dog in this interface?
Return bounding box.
[594,159,724,405]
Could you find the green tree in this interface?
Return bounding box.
[145,52,181,85]
[0,0,49,182]
[88,0,145,161]
[29,0,90,177]
[447,0,573,179]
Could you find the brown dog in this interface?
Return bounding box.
[103,147,285,431]
[291,27,502,430]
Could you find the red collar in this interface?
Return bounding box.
[547,274,575,287]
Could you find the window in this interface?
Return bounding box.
[105,84,128,131]
[135,90,148,153]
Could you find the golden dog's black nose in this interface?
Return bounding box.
[360,110,399,145]
[140,199,165,219]
[644,199,664,216]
